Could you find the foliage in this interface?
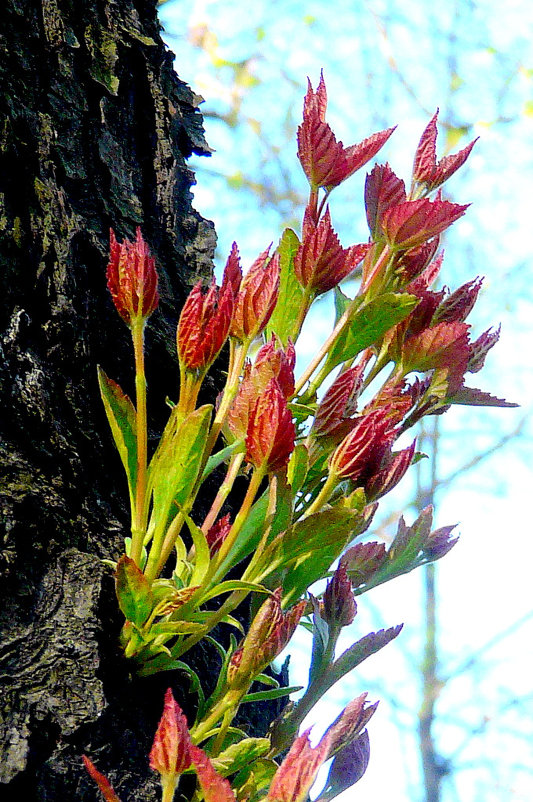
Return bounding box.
[88,73,512,801]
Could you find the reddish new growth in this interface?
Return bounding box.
[107,228,158,326]
[295,207,370,295]
[245,378,296,473]
[412,110,478,192]
[149,688,192,778]
[297,72,395,191]
[229,246,280,341]
[267,729,331,802]
[177,278,234,373]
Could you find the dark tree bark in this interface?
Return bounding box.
[0,1,245,799]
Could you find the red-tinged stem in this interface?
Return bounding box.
[202,340,248,460]
[130,319,148,567]
[200,450,245,535]
[359,243,393,296]
[207,465,266,584]
[308,188,319,223]
[293,305,353,398]
[316,187,332,220]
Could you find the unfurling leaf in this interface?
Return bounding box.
[267,228,306,345]
[115,555,154,627]
[148,404,212,538]
[97,366,137,510]
[323,292,418,372]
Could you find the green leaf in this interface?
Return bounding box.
[266,228,305,346]
[255,507,358,604]
[97,366,137,510]
[199,579,270,604]
[254,673,280,688]
[241,685,303,703]
[200,440,245,483]
[333,284,352,322]
[149,404,212,540]
[327,625,403,690]
[324,292,418,372]
[287,443,309,495]
[183,514,211,587]
[115,555,154,627]
[212,738,271,778]
[149,621,206,636]
[233,758,278,799]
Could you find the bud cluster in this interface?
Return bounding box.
[97,69,514,802]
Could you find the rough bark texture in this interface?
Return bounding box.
[0,2,284,800]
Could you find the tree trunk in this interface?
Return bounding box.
[0,1,221,798]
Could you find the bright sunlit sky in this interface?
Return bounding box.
[159,2,533,800]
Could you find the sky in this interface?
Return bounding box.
[158,1,533,799]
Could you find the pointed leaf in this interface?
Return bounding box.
[200,440,244,483]
[149,404,212,538]
[242,686,303,703]
[448,386,518,408]
[115,555,154,627]
[183,514,211,586]
[324,293,418,372]
[326,625,403,691]
[199,580,270,604]
[266,228,306,345]
[97,366,137,509]
[83,756,123,802]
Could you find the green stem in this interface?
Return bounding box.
[299,471,338,519]
[172,588,249,660]
[144,511,185,584]
[160,774,178,802]
[130,319,148,567]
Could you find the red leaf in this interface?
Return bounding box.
[295,207,369,295]
[448,386,518,408]
[412,110,439,184]
[83,756,123,802]
[431,137,478,190]
[230,248,280,341]
[149,689,192,778]
[267,729,331,802]
[365,163,406,237]
[382,197,469,250]
[107,228,158,326]
[190,745,236,802]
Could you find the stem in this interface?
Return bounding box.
[172,588,249,660]
[144,511,185,584]
[160,775,178,802]
[293,306,351,397]
[207,466,266,585]
[359,243,392,296]
[300,471,338,519]
[130,319,148,567]
[204,340,247,458]
[240,473,278,584]
[200,451,245,535]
